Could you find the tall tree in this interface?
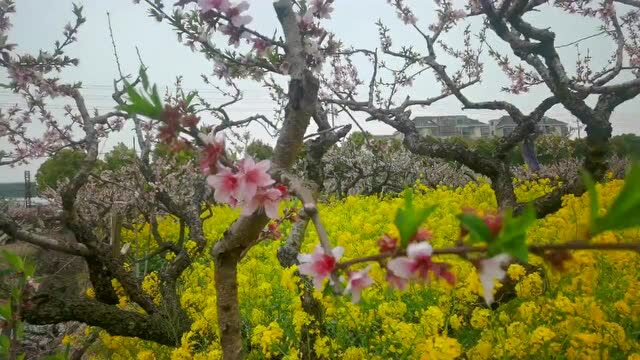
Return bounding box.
[35,149,86,191]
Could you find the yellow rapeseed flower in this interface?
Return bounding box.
[515,272,544,298]
[507,263,526,281]
[417,335,462,360]
[470,308,491,330]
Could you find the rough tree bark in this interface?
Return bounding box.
[522,134,541,172]
[23,294,185,346]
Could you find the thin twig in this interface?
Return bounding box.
[335,241,640,270]
[106,12,124,79]
[302,124,347,140]
[281,172,342,291]
[555,30,607,49]
[135,46,147,70]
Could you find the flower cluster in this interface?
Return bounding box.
[198,0,252,27]
[198,131,225,175]
[158,104,201,152]
[297,244,343,290]
[387,0,418,25]
[387,241,455,289]
[196,0,274,54]
[309,0,334,19]
[296,189,523,306]
[206,153,287,219]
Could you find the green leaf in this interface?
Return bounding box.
[458,213,492,244]
[139,67,149,90]
[184,91,197,107]
[41,355,67,360]
[16,321,24,338]
[593,163,640,234]
[482,207,536,262]
[395,189,436,247]
[497,207,535,262]
[0,302,11,320]
[0,335,10,352]
[125,86,149,111]
[581,170,600,228]
[395,189,413,247]
[0,268,13,277]
[1,250,23,272]
[22,261,36,278]
[121,85,161,119]
[150,84,162,110]
[10,287,21,302]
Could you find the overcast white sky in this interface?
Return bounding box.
[1,0,638,182]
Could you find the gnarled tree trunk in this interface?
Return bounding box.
[522,134,541,172]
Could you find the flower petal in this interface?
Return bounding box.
[407,241,433,259]
[387,257,416,279]
[298,262,315,277]
[297,253,312,263]
[231,15,252,27]
[479,254,511,305]
[386,270,408,290]
[263,199,280,219]
[332,246,344,261]
[256,159,271,171]
[241,197,259,216]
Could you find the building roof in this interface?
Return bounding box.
[412,115,489,128]
[371,134,399,140]
[539,116,568,126]
[412,116,439,127]
[491,115,568,128]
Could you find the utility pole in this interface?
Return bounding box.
[110,211,122,257]
[24,170,31,208]
[576,118,582,139]
[330,104,335,128]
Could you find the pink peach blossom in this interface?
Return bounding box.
[297,10,314,29]
[310,0,334,19]
[242,186,284,219]
[237,156,274,201]
[220,24,250,47]
[385,269,409,290]
[206,167,239,205]
[387,241,433,279]
[252,38,271,57]
[377,234,398,254]
[198,132,225,175]
[198,0,230,13]
[386,241,456,285]
[344,266,373,303]
[225,1,252,27]
[298,245,344,290]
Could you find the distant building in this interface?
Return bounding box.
[388,115,570,140]
[412,115,491,139]
[370,134,400,142]
[488,116,569,137]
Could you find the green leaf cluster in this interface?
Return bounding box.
[458,207,536,262]
[587,163,640,236]
[0,250,36,359]
[117,67,163,119]
[394,189,437,248]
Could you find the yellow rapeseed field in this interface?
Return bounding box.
[84,178,640,359]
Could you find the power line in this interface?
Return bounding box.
[0,86,270,94]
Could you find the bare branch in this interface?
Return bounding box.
[0,213,92,257]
